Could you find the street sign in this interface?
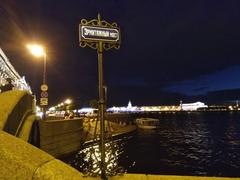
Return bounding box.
[40,97,48,106]
[79,25,120,43]
[41,91,48,98]
[79,14,120,178]
[41,84,48,91]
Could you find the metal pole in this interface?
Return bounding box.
[103,86,107,110]
[98,14,106,180]
[42,53,47,120]
[43,53,47,84]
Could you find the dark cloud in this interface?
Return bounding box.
[192,86,209,93]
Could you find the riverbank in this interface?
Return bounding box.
[82,117,137,144]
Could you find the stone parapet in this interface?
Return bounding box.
[39,118,84,157]
[0,130,83,179]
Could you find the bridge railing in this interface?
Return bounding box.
[0,48,31,93]
[3,92,34,135]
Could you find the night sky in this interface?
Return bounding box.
[1,0,240,107]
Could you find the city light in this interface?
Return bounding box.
[64,99,72,105]
[49,107,56,111]
[26,44,45,57]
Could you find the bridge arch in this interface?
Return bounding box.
[0,90,37,143]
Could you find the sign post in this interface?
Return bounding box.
[40,84,48,120]
[79,14,120,179]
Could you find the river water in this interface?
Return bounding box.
[63,112,240,177]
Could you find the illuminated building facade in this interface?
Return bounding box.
[107,101,208,112]
[181,101,208,111]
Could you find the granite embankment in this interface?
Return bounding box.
[39,115,136,157]
[0,130,83,179]
[81,117,137,144]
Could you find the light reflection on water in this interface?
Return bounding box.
[67,136,133,176]
[65,112,240,177]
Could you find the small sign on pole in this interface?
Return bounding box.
[41,91,48,98]
[40,97,48,106]
[41,84,48,91]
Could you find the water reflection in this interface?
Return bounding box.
[68,137,131,176]
[64,112,240,177]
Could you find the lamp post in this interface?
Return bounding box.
[27,44,48,120]
[65,98,72,111]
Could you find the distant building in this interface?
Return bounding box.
[181,101,208,111]
[108,100,141,113]
[127,100,132,109]
[107,101,208,113]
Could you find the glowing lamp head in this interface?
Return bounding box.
[65,99,72,104]
[26,44,45,57]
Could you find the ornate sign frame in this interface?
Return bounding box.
[79,14,121,50]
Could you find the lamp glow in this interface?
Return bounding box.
[65,99,72,105]
[26,44,45,57]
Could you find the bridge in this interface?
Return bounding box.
[0,48,31,92]
[0,48,85,178]
[0,47,38,144]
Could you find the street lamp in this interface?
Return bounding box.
[27,43,48,119]
[26,44,47,84]
[64,99,72,105]
[64,98,72,111]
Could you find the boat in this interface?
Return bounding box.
[135,118,160,129]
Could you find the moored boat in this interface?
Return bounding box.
[136,118,160,129]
